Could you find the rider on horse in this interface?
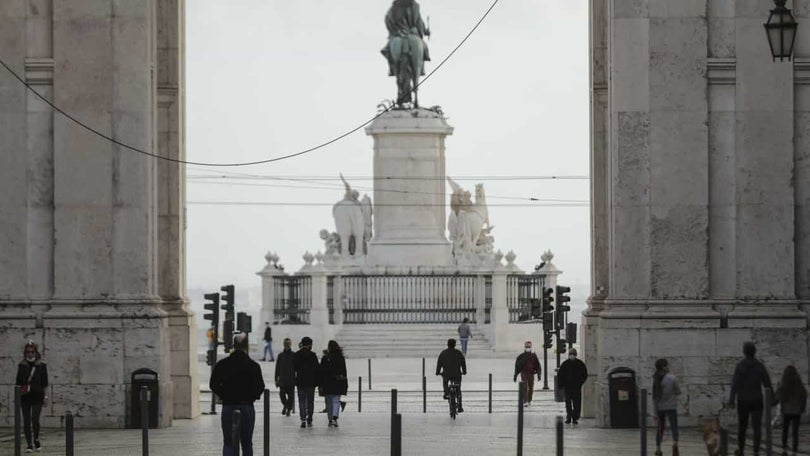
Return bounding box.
[381,0,431,106]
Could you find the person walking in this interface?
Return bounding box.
[513,341,541,407]
[457,317,472,355]
[274,338,296,416]
[652,358,680,456]
[775,365,807,456]
[261,322,274,362]
[293,336,320,428]
[557,347,588,424]
[729,341,773,456]
[209,333,265,456]
[15,341,49,453]
[436,338,467,412]
[320,340,348,428]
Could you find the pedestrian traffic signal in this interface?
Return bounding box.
[220,284,235,322]
[542,287,554,312]
[203,292,220,334]
[544,332,553,349]
[543,312,554,333]
[206,349,216,366]
[236,312,252,333]
[555,285,571,329]
[222,320,234,352]
[566,322,578,344]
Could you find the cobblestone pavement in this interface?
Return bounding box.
[2,356,808,455]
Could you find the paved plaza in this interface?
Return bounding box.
[3,356,807,455]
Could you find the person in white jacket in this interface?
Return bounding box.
[653,358,681,456]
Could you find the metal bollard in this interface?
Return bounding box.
[66,411,75,456]
[719,427,728,456]
[392,413,402,456]
[488,373,493,414]
[358,377,362,413]
[556,415,564,456]
[141,386,150,456]
[640,388,647,456]
[368,359,372,390]
[422,376,427,413]
[765,389,772,456]
[517,382,525,456]
[422,357,425,379]
[391,389,399,456]
[263,389,270,456]
[14,385,21,456]
[232,409,242,456]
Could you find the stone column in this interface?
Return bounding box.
[310,271,330,330]
[490,270,510,352]
[364,109,454,267]
[257,253,285,326]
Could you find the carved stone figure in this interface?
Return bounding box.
[360,194,373,254]
[332,174,373,257]
[319,229,341,256]
[447,177,492,256]
[381,0,431,108]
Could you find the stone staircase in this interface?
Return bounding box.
[334,324,495,358]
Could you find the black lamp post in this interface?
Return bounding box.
[764,0,798,61]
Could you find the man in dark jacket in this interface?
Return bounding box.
[436,338,467,412]
[293,336,320,428]
[729,341,773,455]
[557,347,588,424]
[210,333,265,456]
[274,337,295,416]
[513,341,541,407]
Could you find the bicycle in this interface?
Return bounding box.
[448,380,461,419]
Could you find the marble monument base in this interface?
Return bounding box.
[367,239,452,267]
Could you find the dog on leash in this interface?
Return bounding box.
[702,418,721,456]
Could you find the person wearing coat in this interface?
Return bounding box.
[513,341,541,407]
[320,340,348,427]
[15,341,49,453]
[293,336,320,428]
[557,347,588,424]
[436,338,467,412]
[274,338,296,416]
[729,341,773,456]
[775,365,808,455]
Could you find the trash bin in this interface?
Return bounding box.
[608,367,638,428]
[131,368,159,429]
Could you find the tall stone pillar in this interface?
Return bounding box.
[365,109,454,267]
[585,0,809,426]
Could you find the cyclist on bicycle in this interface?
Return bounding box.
[436,338,467,412]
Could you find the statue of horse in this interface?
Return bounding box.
[381,0,430,108]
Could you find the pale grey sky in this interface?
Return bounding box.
[185,1,591,302]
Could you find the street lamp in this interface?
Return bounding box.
[764,0,798,61]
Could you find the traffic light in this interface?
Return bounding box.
[542,312,554,333]
[206,349,216,366]
[220,284,235,322]
[566,322,578,344]
[222,320,234,352]
[542,287,554,312]
[555,285,571,329]
[236,312,252,333]
[544,332,553,349]
[203,292,220,335]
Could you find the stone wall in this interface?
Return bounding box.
[585,0,810,426]
[0,0,194,427]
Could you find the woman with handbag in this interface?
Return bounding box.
[320,340,348,428]
[15,341,49,453]
[775,365,807,456]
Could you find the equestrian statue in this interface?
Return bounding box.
[381,0,431,109]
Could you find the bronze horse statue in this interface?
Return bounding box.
[381,0,430,108]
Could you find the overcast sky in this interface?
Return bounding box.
[185,1,590,302]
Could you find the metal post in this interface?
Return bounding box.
[422,376,427,413]
[391,389,398,456]
[358,376,362,413]
[14,385,21,456]
[232,409,242,456]
[765,388,772,456]
[517,382,525,456]
[640,388,647,456]
[208,358,217,415]
[543,343,549,390]
[392,413,402,456]
[422,357,425,379]
[141,386,150,456]
[263,389,269,456]
[488,373,493,414]
[368,358,372,390]
[66,412,75,456]
[556,328,561,369]
[556,415,564,456]
[719,428,728,456]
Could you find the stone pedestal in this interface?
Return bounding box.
[365,109,454,267]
